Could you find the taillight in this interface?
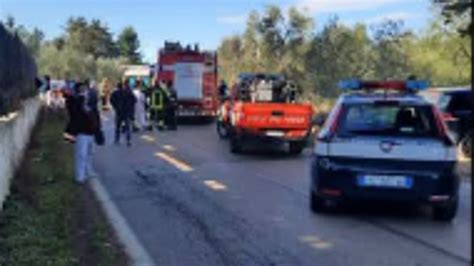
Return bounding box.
[329,105,343,135]
[441,112,457,122]
[317,105,343,141]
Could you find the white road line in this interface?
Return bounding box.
[89,178,156,266]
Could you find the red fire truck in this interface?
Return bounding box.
[155,41,218,118]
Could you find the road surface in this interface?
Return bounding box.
[94,113,471,266]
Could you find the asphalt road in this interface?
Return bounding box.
[94,113,471,266]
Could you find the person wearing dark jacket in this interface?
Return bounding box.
[110,81,136,146]
[65,82,101,183]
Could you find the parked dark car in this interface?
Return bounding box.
[423,88,472,157]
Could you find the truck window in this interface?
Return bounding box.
[236,78,298,103]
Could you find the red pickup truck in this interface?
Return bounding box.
[217,73,313,154]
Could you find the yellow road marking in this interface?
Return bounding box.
[155,152,193,172]
[141,135,156,142]
[203,180,228,191]
[163,145,176,152]
[299,235,334,250]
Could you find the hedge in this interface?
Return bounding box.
[0,23,38,116]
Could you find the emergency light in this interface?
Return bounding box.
[338,79,429,91]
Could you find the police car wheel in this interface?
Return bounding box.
[432,196,458,222]
[310,191,326,213]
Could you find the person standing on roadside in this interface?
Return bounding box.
[66,82,101,183]
[99,78,112,110]
[218,80,228,103]
[110,80,136,146]
[149,80,167,131]
[133,80,147,131]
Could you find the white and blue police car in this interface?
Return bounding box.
[310,79,459,221]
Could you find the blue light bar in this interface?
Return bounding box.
[338,79,429,91]
[338,79,361,90]
[406,80,429,90]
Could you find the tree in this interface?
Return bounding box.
[65,16,117,59]
[218,35,244,84]
[97,57,127,85]
[371,20,412,80]
[432,0,472,37]
[117,26,141,63]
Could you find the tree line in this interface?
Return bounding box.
[217,2,471,102]
[3,16,143,84]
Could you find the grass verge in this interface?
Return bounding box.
[0,110,128,265]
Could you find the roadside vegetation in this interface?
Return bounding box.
[217,1,471,106]
[0,110,127,265]
[3,16,142,85]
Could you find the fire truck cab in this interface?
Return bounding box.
[155,41,218,118]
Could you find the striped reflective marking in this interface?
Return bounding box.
[155,152,193,172]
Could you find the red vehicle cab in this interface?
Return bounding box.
[155,41,218,118]
[217,73,313,154]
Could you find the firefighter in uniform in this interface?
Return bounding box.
[149,80,167,130]
[164,80,178,130]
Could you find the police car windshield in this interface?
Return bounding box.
[338,103,439,138]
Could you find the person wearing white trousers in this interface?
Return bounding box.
[133,86,147,130]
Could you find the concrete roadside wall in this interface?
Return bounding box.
[0,97,40,210]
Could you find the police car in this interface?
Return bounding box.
[310,79,459,221]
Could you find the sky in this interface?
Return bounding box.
[0,0,434,62]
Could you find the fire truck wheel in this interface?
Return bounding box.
[289,141,306,155]
[217,121,229,139]
[230,135,242,154]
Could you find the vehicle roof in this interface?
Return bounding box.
[339,91,431,105]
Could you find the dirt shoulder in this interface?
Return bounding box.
[0,110,128,265]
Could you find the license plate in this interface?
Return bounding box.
[357,175,413,189]
[266,131,284,137]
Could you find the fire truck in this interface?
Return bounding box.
[155,41,218,118]
[217,73,314,154]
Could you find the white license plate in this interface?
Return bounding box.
[357,175,413,189]
[266,131,284,137]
